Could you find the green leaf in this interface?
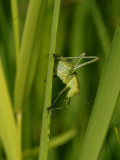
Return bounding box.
[0,61,20,160]
[88,0,110,55]
[10,0,20,65]
[80,20,120,160]
[49,128,77,149]
[22,128,76,159]
[38,0,61,160]
[14,0,47,112]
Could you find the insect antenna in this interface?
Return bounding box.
[79,92,90,106]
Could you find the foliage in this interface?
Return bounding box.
[0,0,120,160]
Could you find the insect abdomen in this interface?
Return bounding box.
[66,75,80,98]
[55,59,80,98]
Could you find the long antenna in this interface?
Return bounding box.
[79,92,90,106]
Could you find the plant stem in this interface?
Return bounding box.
[80,20,120,160]
[10,0,22,159]
[10,0,19,66]
[23,128,76,159]
[88,0,110,55]
[16,113,22,160]
[38,0,61,160]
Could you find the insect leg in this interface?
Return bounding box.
[47,86,68,110]
[53,53,85,64]
[62,53,86,66]
[63,53,86,59]
[52,87,67,99]
[71,54,85,64]
[73,56,99,71]
[50,98,70,116]
[74,53,87,67]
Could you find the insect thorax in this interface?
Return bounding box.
[55,60,74,82]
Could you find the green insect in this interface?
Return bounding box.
[47,53,99,114]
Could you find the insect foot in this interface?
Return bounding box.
[46,107,54,117]
[50,109,54,117]
[46,105,52,110]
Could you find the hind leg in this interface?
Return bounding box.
[47,86,68,110]
[50,98,70,116]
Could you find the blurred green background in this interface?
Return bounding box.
[0,0,120,160]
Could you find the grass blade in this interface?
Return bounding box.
[88,0,110,55]
[10,0,19,66]
[0,61,20,160]
[14,0,46,112]
[49,128,76,149]
[23,128,76,159]
[10,1,22,158]
[38,1,61,160]
[80,20,120,160]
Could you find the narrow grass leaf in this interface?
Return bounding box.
[115,127,120,145]
[23,128,76,159]
[88,0,110,55]
[14,0,46,112]
[0,61,20,160]
[38,1,61,160]
[10,0,20,65]
[0,2,14,97]
[80,20,120,160]
[71,1,89,54]
[49,128,76,149]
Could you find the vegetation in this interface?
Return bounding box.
[0,0,120,160]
